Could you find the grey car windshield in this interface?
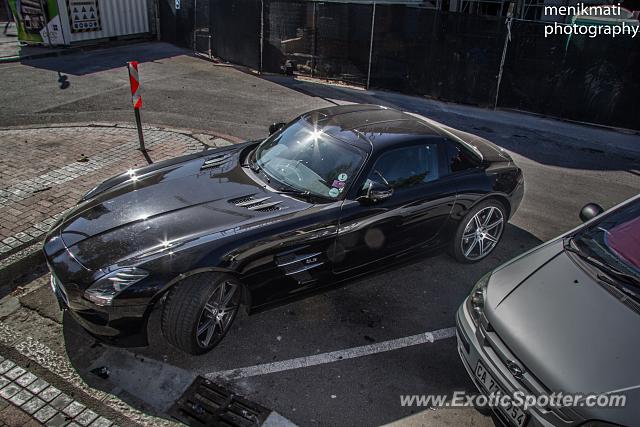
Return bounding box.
[574,199,640,279]
[255,117,366,199]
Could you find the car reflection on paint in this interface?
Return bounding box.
[44,104,523,355]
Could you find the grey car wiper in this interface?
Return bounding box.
[597,273,640,301]
[593,262,640,289]
[565,237,640,289]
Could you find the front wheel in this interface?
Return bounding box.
[451,200,506,263]
[161,273,241,355]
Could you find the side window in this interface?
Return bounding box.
[364,144,440,191]
[447,142,478,173]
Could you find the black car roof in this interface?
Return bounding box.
[303,104,445,153]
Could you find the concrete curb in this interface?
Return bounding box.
[0,122,245,145]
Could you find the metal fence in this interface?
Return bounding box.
[499,19,640,129]
[264,1,373,85]
[370,6,507,106]
[159,0,194,48]
[160,0,640,130]
[194,0,212,59]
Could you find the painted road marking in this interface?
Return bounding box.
[207,326,456,381]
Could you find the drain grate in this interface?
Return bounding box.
[169,376,271,427]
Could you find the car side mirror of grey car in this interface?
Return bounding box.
[269,122,286,135]
[579,203,604,222]
[360,181,393,203]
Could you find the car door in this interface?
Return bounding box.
[333,141,458,274]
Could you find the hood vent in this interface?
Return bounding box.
[229,195,284,212]
[201,154,232,170]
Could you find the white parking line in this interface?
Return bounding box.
[207,326,456,381]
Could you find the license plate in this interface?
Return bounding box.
[475,362,528,427]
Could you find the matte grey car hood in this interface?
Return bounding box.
[485,239,640,421]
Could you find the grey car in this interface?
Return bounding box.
[457,194,640,427]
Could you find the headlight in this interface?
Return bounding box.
[84,267,148,306]
[466,272,491,326]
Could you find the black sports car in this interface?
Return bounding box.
[44,105,524,355]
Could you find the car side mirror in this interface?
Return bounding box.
[360,181,393,203]
[269,122,286,135]
[579,203,604,222]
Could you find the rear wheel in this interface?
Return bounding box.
[451,200,506,263]
[161,273,241,355]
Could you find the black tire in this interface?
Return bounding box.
[451,199,506,263]
[161,272,242,355]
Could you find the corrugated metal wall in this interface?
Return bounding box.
[57,0,150,44]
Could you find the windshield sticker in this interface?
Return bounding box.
[328,188,340,198]
[331,180,346,189]
[337,173,348,182]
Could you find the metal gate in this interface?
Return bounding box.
[193,0,212,59]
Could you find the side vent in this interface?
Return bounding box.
[201,154,232,170]
[275,250,324,284]
[229,195,284,212]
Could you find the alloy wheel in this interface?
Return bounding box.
[196,281,239,348]
[461,206,504,261]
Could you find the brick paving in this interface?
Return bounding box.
[0,400,41,426]
[0,355,118,426]
[0,125,218,259]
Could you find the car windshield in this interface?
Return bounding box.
[254,117,366,200]
[574,198,640,281]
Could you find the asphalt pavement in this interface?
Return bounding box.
[0,41,638,427]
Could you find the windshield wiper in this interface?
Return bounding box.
[240,159,261,173]
[597,273,640,302]
[595,262,640,289]
[273,188,334,203]
[240,149,262,172]
[273,188,315,202]
[565,237,640,288]
[241,153,271,183]
[249,157,263,173]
